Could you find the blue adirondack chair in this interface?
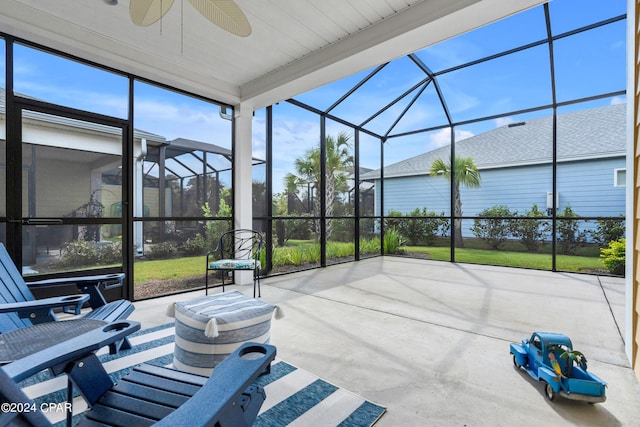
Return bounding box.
[0,243,134,362]
[0,320,275,427]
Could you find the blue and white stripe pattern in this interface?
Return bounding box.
[171,291,275,375]
[18,323,386,427]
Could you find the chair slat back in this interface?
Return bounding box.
[218,229,263,261]
[0,244,36,332]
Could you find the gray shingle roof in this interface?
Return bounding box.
[362,103,626,180]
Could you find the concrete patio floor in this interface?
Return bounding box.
[130,257,640,426]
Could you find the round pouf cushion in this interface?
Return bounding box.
[170,291,275,376]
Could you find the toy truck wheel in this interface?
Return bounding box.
[512,354,521,369]
[544,382,556,401]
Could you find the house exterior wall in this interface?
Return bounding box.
[630,0,639,383]
[376,157,626,225]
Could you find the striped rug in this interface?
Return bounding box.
[18,323,386,427]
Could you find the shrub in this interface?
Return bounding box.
[557,205,587,255]
[383,228,404,254]
[199,202,232,251]
[180,236,207,256]
[360,236,381,254]
[511,204,550,252]
[327,241,354,258]
[386,208,447,245]
[99,241,122,264]
[146,241,178,259]
[330,218,355,242]
[304,243,321,263]
[600,238,625,275]
[60,240,99,267]
[471,205,515,250]
[591,216,625,246]
[60,240,121,268]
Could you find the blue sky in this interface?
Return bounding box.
[1,0,627,194]
[256,0,627,192]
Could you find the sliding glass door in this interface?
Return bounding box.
[5,99,129,299]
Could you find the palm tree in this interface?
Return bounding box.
[284,132,353,239]
[430,156,481,248]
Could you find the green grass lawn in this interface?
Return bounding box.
[132,243,610,288]
[134,255,203,285]
[404,246,605,273]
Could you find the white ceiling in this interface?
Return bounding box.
[0,0,546,109]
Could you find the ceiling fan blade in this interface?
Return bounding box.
[130,0,175,27]
[188,0,252,37]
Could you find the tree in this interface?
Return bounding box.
[430,156,481,248]
[284,132,353,239]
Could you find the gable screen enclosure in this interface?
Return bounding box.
[0,0,627,302]
[253,0,627,277]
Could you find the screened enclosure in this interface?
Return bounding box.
[0,0,628,302]
[253,0,627,276]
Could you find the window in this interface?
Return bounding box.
[614,168,626,187]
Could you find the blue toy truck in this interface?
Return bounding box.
[510,332,606,403]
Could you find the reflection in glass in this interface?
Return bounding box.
[14,44,128,118]
[22,224,122,276]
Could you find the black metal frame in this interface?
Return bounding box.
[256,7,627,275]
[205,229,264,297]
[0,3,628,302]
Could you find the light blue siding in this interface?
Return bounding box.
[375,157,625,219]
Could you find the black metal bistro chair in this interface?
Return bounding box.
[205,229,264,297]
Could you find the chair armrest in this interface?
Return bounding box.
[27,273,125,309]
[1,320,140,383]
[0,294,90,320]
[157,342,276,427]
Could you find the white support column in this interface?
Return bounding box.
[234,102,254,285]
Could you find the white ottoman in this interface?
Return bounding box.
[168,291,278,376]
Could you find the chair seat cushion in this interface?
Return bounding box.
[170,291,275,376]
[209,259,260,270]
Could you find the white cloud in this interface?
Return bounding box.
[428,128,475,147]
[495,116,516,127]
[454,128,474,142]
[610,96,626,105]
[429,128,452,148]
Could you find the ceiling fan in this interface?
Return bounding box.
[107,0,252,37]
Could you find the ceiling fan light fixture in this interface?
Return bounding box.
[188,0,252,37]
[130,0,176,27]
